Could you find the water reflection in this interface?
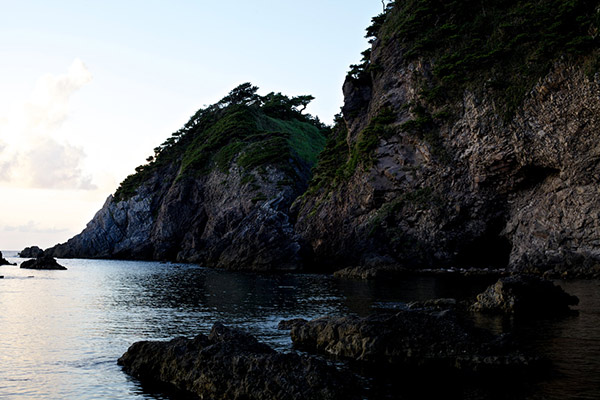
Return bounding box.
[0,255,598,399]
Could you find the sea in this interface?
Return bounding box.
[0,251,598,399]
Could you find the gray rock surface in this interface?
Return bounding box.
[118,323,359,400]
[290,311,540,373]
[470,275,579,315]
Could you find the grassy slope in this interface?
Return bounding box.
[114,98,327,202]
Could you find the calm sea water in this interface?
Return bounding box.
[0,251,598,399]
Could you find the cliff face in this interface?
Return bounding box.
[295,0,600,275]
[47,86,326,271]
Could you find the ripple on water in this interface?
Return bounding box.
[0,257,598,399]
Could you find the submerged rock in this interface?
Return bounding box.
[18,246,45,258]
[333,265,409,280]
[118,323,359,400]
[277,318,309,330]
[407,298,458,311]
[290,311,540,374]
[20,254,66,270]
[470,275,579,315]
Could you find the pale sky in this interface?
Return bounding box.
[0,0,383,250]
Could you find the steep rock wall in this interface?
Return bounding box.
[48,161,308,270]
[296,38,600,275]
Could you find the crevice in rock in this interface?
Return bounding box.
[515,165,559,191]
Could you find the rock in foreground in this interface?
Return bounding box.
[18,246,45,258]
[291,311,540,373]
[470,275,579,315]
[118,323,358,400]
[20,254,66,270]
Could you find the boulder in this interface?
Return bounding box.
[20,254,67,270]
[290,311,540,374]
[118,323,359,400]
[18,246,45,258]
[470,275,579,315]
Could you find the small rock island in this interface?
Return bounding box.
[20,254,67,270]
[18,246,45,258]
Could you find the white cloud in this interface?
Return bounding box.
[0,141,11,180]
[25,59,93,130]
[2,220,69,234]
[21,136,96,190]
[0,59,95,190]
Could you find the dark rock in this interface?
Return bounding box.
[18,246,44,258]
[290,311,541,374]
[277,318,308,330]
[118,323,359,400]
[20,254,67,270]
[0,251,15,266]
[470,275,579,315]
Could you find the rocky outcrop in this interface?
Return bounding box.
[294,3,600,275]
[118,323,358,400]
[0,251,14,266]
[470,275,579,315]
[46,88,325,271]
[18,246,44,258]
[20,254,66,270]
[290,311,540,373]
[47,165,309,270]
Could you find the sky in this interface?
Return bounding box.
[0,0,383,250]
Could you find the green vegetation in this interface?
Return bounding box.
[361,0,600,116]
[305,107,397,195]
[307,0,600,197]
[114,83,327,202]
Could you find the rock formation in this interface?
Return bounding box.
[470,275,579,315]
[294,0,600,275]
[19,246,45,258]
[20,254,67,270]
[290,310,540,373]
[46,85,326,271]
[118,322,359,400]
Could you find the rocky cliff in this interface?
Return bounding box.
[48,1,600,275]
[47,85,326,270]
[295,0,600,275]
